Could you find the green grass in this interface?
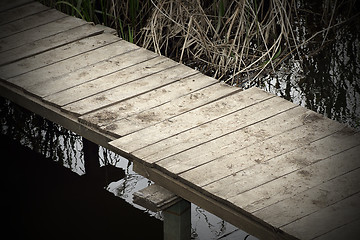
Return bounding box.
[39,0,145,43]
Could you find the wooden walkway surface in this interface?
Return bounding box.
[1,1,360,239]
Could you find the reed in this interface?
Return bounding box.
[39,0,149,43]
[138,0,358,86]
[138,0,294,85]
[39,0,358,86]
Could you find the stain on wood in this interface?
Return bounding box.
[1,1,359,240]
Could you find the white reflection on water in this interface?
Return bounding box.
[100,146,257,239]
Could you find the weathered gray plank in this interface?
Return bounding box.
[109,87,274,156]
[166,107,345,178]
[150,106,307,177]
[133,184,180,212]
[132,161,289,240]
[6,36,139,92]
[93,24,117,35]
[203,131,360,200]
[0,0,33,12]
[0,33,119,79]
[0,80,114,149]
[139,97,298,166]
[252,168,360,229]
[0,23,101,66]
[0,15,87,52]
[79,80,237,131]
[28,47,158,98]
[227,145,360,213]
[98,78,238,136]
[60,62,198,116]
[0,1,49,26]
[44,55,175,107]
[280,192,360,240]
[177,116,349,187]
[0,9,66,39]
[313,219,360,240]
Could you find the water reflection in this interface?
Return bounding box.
[252,2,360,130]
[1,97,254,239]
[1,97,85,173]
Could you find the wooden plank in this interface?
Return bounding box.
[203,131,360,200]
[97,78,237,136]
[6,37,138,92]
[280,192,360,240]
[27,47,158,98]
[60,62,199,116]
[0,15,87,52]
[133,184,180,212]
[109,87,274,156]
[0,23,102,66]
[79,80,237,130]
[140,97,298,166]
[165,108,346,179]
[149,106,307,177]
[0,33,120,79]
[0,9,67,39]
[0,1,49,25]
[0,0,33,12]
[177,117,351,187]
[0,81,114,148]
[252,168,360,228]
[313,219,360,240]
[44,55,175,107]
[227,145,360,213]
[94,24,117,35]
[132,162,295,240]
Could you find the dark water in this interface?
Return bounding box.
[252,2,360,130]
[1,2,358,239]
[2,134,163,240]
[1,98,254,240]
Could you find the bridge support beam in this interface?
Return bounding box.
[163,199,191,240]
[133,184,191,240]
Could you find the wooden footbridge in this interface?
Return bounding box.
[1,1,359,239]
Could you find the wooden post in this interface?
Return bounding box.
[133,184,191,240]
[82,137,99,175]
[163,199,191,240]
